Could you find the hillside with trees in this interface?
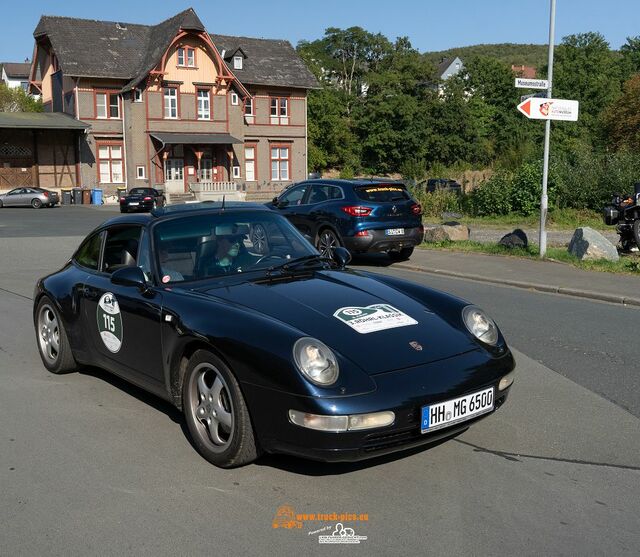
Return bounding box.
[298,29,640,217]
[424,43,548,70]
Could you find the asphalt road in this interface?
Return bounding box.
[1,207,639,556]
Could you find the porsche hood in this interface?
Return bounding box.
[197,271,479,375]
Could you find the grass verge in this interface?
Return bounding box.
[418,240,640,275]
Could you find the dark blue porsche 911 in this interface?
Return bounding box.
[33,202,515,468]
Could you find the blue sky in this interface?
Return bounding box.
[1,0,638,62]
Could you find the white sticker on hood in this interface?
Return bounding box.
[333,304,418,334]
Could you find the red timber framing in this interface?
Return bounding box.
[150,30,250,99]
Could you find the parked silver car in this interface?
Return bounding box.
[0,187,59,208]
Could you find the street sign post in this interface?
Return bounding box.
[515,77,549,89]
[517,97,579,121]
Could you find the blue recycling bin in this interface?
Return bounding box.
[91,188,103,205]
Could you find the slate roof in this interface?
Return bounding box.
[0,112,89,129]
[32,8,317,91]
[211,34,318,89]
[1,62,31,79]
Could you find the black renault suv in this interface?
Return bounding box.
[266,179,423,260]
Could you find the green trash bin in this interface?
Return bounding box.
[61,188,72,205]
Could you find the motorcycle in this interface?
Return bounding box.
[603,182,640,251]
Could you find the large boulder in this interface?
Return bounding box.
[568,227,619,262]
[423,222,470,242]
[499,228,528,249]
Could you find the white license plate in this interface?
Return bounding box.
[129,202,139,206]
[385,228,404,236]
[421,387,494,433]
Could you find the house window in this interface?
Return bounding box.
[134,89,143,102]
[232,166,241,179]
[136,165,146,179]
[197,89,210,120]
[244,97,253,116]
[270,145,289,181]
[270,97,289,125]
[164,88,178,119]
[231,92,239,106]
[96,92,120,119]
[233,55,243,70]
[177,46,196,67]
[245,145,256,181]
[97,144,124,183]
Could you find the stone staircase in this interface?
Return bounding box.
[167,192,196,205]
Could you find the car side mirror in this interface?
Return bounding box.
[332,247,352,269]
[111,266,148,292]
[271,197,280,207]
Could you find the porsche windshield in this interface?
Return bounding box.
[153,210,317,283]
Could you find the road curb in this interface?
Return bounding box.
[394,263,640,307]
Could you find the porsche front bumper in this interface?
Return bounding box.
[242,348,515,462]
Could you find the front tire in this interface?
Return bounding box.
[32,198,42,209]
[182,349,260,468]
[34,296,77,374]
[251,223,269,255]
[388,247,414,261]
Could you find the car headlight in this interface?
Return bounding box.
[462,305,499,346]
[293,337,339,386]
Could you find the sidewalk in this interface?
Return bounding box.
[395,248,640,306]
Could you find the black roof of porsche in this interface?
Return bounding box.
[100,202,270,228]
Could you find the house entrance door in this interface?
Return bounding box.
[164,158,184,194]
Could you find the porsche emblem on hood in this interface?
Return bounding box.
[409,341,423,351]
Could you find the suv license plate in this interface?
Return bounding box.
[385,228,404,236]
[421,387,494,433]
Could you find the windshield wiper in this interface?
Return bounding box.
[265,254,333,276]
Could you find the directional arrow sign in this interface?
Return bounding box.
[517,97,579,121]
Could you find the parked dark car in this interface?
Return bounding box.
[420,178,462,194]
[33,202,515,468]
[0,187,59,208]
[266,179,424,260]
[120,187,165,213]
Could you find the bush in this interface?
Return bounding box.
[409,187,461,218]
[467,171,513,216]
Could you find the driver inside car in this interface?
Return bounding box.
[202,224,254,275]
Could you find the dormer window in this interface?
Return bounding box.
[177,46,196,67]
[233,55,243,70]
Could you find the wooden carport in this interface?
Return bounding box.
[0,112,89,190]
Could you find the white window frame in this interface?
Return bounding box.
[245,145,256,182]
[244,97,253,116]
[232,165,241,179]
[164,88,178,119]
[136,165,146,179]
[98,144,124,184]
[270,97,289,125]
[231,92,239,106]
[199,158,213,181]
[270,145,290,181]
[134,88,143,102]
[233,55,243,70]
[96,93,107,119]
[197,89,211,120]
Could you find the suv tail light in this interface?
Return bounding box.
[411,203,422,215]
[342,206,372,217]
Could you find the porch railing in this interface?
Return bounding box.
[189,181,241,193]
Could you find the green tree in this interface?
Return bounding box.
[552,32,624,147]
[620,36,640,79]
[0,83,43,112]
[602,74,640,151]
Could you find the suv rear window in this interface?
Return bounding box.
[355,185,409,202]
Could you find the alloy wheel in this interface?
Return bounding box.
[37,304,60,365]
[190,363,235,452]
[317,230,339,258]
